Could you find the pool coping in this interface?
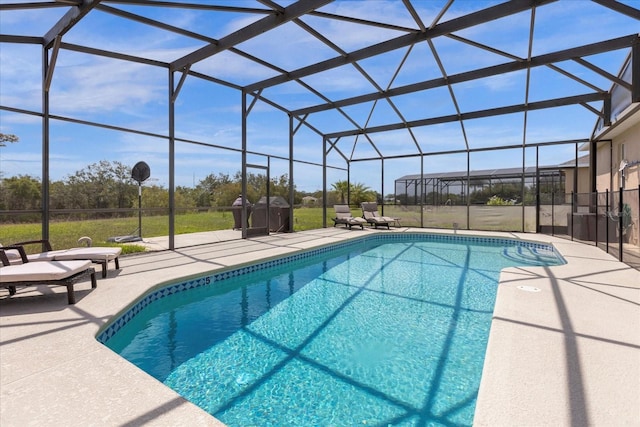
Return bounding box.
[1,228,638,426]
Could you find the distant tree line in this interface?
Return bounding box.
[0,160,380,223]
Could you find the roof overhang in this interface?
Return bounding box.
[593,102,640,142]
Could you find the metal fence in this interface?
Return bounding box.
[540,186,640,270]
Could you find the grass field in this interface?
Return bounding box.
[1,205,552,254]
[1,208,326,253]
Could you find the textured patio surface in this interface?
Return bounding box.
[1,228,638,426]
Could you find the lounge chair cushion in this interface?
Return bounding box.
[53,247,121,262]
[10,240,122,278]
[333,205,367,229]
[3,250,21,262]
[0,260,93,283]
[24,250,68,263]
[361,202,399,229]
[0,245,98,304]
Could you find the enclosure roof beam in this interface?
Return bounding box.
[96,4,219,44]
[62,2,304,97]
[591,0,640,20]
[349,138,589,162]
[293,34,638,115]
[0,35,43,44]
[326,92,606,138]
[60,42,169,67]
[171,0,332,71]
[97,3,306,88]
[572,57,631,90]
[103,0,272,15]
[309,9,417,33]
[245,0,556,92]
[44,36,61,92]
[43,0,102,47]
[0,1,79,11]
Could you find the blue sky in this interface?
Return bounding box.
[0,0,638,195]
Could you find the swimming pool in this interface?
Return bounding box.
[98,233,564,426]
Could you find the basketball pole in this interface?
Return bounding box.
[138,183,142,238]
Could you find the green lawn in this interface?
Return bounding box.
[1,208,326,253]
[1,205,539,254]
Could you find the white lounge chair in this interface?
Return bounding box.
[9,239,121,278]
[332,205,367,229]
[0,245,97,304]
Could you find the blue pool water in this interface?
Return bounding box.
[100,234,564,426]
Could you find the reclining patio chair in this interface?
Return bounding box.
[1,245,97,304]
[361,202,399,229]
[332,205,367,230]
[7,239,121,278]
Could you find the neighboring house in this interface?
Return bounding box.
[302,196,318,206]
[559,154,591,196]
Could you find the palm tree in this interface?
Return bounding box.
[331,180,350,204]
[351,182,375,205]
[331,180,374,205]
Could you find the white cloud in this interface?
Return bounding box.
[48,56,166,115]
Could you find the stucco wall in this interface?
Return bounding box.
[614,123,640,190]
[595,141,612,192]
[564,166,591,196]
[595,118,640,191]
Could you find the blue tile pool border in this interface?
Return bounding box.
[96,232,563,344]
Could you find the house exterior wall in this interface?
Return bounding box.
[562,167,590,197]
[577,168,591,193]
[594,120,640,192]
[596,120,640,247]
[564,170,575,196]
[613,124,640,190]
[595,141,612,192]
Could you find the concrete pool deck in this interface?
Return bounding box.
[1,228,638,426]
